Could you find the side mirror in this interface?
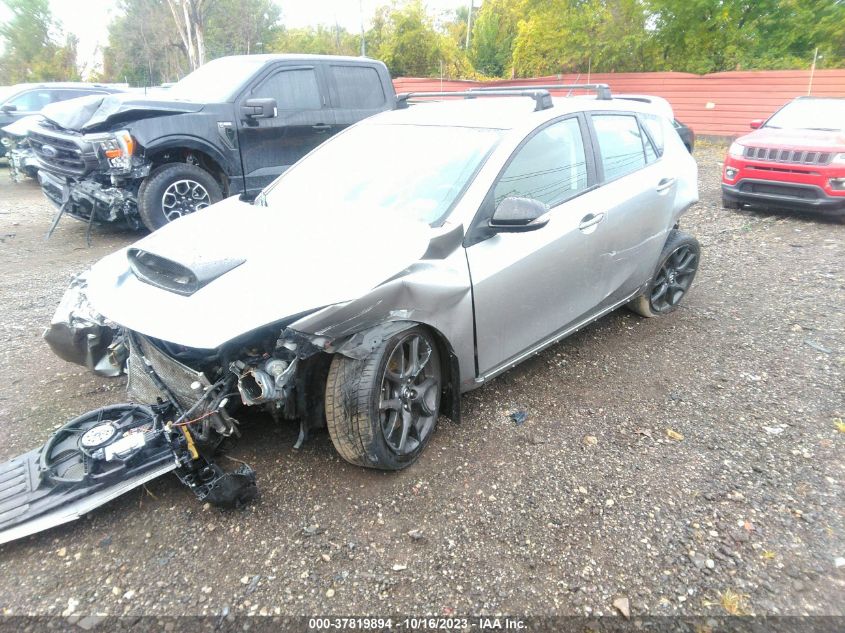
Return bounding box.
[1,104,17,113]
[488,197,549,233]
[241,98,277,120]
[749,119,763,129]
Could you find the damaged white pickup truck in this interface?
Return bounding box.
[1,86,700,544]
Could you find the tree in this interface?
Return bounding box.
[0,0,79,83]
[165,0,213,70]
[271,25,359,56]
[102,0,189,85]
[511,0,659,76]
[204,0,281,57]
[469,0,521,77]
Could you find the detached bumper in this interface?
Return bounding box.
[722,180,845,217]
[38,170,141,227]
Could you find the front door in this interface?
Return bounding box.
[237,64,334,196]
[465,115,609,375]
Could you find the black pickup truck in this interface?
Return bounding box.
[30,55,395,231]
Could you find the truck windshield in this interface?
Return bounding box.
[766,99,845,131]
[262,123,502,225]
[167,57,267,102]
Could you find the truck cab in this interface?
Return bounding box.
[30,55,395,231]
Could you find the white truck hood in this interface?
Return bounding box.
[85,196,431,349]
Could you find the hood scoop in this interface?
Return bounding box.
[127,248,244,296]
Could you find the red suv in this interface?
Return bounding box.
[721,97,845,221]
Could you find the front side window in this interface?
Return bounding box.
[592,114,647,181]
[253,68,321,110]
[7,90,52,112]
[493,117,588,208]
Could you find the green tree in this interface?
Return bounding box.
[646,0,845,72]
[469,0,521,77]
[512,0,658,76]
[271,24,359,56]
[0,0,79,83]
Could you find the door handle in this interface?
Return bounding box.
[311,124,332,132]
[656,177,676,193]
[578,212,605,231]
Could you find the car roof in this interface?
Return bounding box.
[372,94,668,130]
[219,54,386,66]
[5,82,124,92]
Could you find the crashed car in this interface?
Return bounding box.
[2,85,700,544]
[2,115,42,182]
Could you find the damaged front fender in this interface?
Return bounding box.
[43,272,126,377]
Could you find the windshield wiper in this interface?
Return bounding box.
[804,127,839,131]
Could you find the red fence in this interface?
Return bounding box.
[393,70,845,138]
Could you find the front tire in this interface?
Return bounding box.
[137,163,222,231]
[325,326,441,470]
[628,230,700,318]
[722,194,741,210]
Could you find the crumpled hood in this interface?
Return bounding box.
[85,197,432,349]
[41,92,204,132]
[738,127,845,151]
[1,114,43,139]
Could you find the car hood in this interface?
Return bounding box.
[85,196,433,349]
[1,114,43,139]
[738,127,845,150]
[40,93,204,132]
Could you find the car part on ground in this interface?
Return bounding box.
[18,88,698,546]
[2,115,44,181]
[721,97,845,221]
[0,401,257,546]
[27,55,395,234]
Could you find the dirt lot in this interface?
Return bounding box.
[0,144,842,619]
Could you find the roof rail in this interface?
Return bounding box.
[469,83,612,100]
[396,89,554,112]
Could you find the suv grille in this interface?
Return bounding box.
[29,128,97,177]
[744,146,832,166]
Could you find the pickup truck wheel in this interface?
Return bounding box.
[138,163,222,231]
[628,230,700,318]
[325,327,441,470]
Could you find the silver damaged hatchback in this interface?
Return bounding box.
[1,87,701,543]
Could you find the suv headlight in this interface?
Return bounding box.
[90,130,135,172]
[728,142,746,158]
[832,152,845,165]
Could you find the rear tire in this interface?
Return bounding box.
[325,326,441,470]
[628,230,700,318]
[137,162,222,231]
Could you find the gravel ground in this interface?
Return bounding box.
[0,144,842,619]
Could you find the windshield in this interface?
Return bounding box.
[766,99,845,131]
[167,57,267,102]
[262,123,502,225]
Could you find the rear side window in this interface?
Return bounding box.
[330,65,386,109]
[494,117,588,208]
[640,113,665,156]
[592,114,647,181]
[254,68,321,110]
[53,89,108,101]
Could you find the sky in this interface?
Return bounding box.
[29,0,476,77]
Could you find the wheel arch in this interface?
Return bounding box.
[328,319,461,424]
[143,138,231,195]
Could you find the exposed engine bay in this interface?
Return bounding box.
[0,277,341,545]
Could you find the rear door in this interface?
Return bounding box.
[324,62,391,134]
[585,111,676,304]
[465,115,611,375]
[237,63,334,195]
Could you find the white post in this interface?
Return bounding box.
[808,47,819,96]
[465,0,473,50]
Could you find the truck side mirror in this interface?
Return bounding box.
[749,119,763,129]
[241,98,277,120]
[1,104,17,113]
